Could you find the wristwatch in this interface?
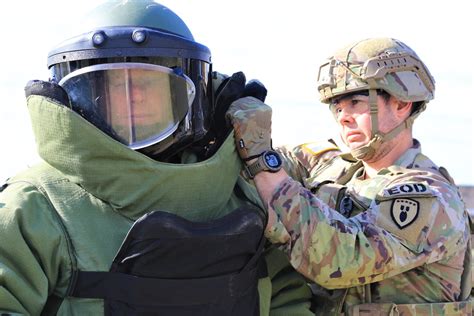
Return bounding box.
[245,150,283,179]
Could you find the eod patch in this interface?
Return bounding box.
[375,182,436,251]
[391,198,419,229]
[383,183,428,197]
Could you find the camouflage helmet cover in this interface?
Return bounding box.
[317,38,435,104]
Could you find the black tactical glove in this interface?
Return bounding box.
[242,79,267,103]
[194,71,268,159]
[25,80,70,106]
[212,71,247,144]
[24,80,120,141]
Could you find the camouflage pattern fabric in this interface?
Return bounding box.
[268,140,471,315]
[226,96,272,160]
[468,208,474,297]
[317,38,434,105]
[349,301,471,315]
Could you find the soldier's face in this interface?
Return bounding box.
[107,69,171,128]
[333,94,400,150]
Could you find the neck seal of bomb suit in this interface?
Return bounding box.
[26,94,241,219]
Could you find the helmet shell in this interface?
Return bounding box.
[317,38,435,104]
[47,0,210,70]
[83,0,194,40]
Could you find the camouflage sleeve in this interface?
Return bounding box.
[264,175,468,290]
[277,140,340,182]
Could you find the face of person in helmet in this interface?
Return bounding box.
[107,68,171,127]
[104,66,191,149]
[330,91,413,153]
[59,63,195,150]
[318,37,434,162]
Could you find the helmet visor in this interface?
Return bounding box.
[59,63,196,149]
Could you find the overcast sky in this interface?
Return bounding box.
[0,1,472,185]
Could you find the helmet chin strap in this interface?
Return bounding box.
[350,88,423,161]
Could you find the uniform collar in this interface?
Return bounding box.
[392,139,422,168]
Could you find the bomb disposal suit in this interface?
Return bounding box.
[227,38,471,315]
[0,1,312,315]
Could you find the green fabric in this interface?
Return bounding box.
[28,95,241,221]
[0,95,312,315]
[83,0,195,40]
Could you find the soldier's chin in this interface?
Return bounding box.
[349,141,368,150]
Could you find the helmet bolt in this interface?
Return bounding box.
[132,29,147,44]
[92,31,106,46]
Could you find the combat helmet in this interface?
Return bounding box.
[48,0,212,160]
[317,38,435,160]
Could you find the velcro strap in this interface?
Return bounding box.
[350,300,472,316]
[70,263,262,306]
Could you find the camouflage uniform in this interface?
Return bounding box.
[225,37,472,315]
[265,140,471,315]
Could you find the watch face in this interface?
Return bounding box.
[264,151,282,169]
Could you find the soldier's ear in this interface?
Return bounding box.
[394,99,412,119]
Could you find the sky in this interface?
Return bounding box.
[0,1,473,185]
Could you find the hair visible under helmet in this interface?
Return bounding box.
[316,38,435,160]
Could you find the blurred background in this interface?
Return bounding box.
[0,1,472,205]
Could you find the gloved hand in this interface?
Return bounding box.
[226,96,272,161]
[196,71,268,159]
[212,71,247,142]
[25,80,70,106]
[242,79,267,102]
[211,72,268,138]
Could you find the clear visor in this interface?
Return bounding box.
[59,63,196,149]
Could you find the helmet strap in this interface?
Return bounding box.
[350,88,424,161]
[351,87,380,160]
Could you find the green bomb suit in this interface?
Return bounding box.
[0,95,312,315]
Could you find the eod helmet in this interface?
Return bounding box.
[48,0,212,159]
[317,38,435,160]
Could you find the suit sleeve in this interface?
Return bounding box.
[0,182,72,315]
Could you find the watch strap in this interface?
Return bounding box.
[244,150,282,179]
[245,156,266,179]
